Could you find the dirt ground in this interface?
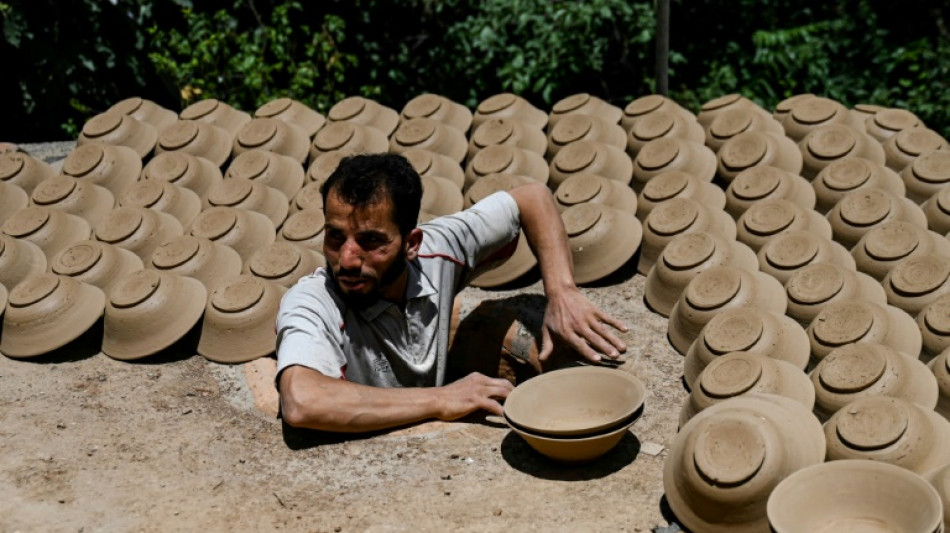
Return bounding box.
[0,143,687,533]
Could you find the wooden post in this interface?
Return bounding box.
[655,0,670,96]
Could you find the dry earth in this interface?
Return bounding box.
[0,143,688,533]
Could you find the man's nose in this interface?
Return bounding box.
[339,239,363,269]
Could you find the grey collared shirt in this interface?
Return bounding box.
[275,191,521,387]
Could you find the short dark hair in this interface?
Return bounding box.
[320,153,422,236]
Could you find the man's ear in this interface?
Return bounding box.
[404,227,423,261]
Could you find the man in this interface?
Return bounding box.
[276,153,627,433]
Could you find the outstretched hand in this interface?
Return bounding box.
[539,287,628,363]
[435,372,514,420]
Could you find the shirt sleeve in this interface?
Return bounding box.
[275,274,348,385]
[418,191,521,271]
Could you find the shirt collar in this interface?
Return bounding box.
[357,260,437,321]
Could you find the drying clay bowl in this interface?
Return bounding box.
[507,414,638,464]
[704,107,786,152]
[785,262,887,326]
[827,187,928,249]
[189,206,276,262]
[254,97,325,137]
[664,393,826,533]
[77,112,157,159]
[469,230,537,288]
[638,197,736,275]
[852,221,950,281]
[679,351,814,427]
[684,307,810,386]
[812,157,905,214]
[62,143,140,197]
[472,93,547,130]
[278,208,325,253]
[2,207,91,260]
[668,267,787,355]
[141,150,223,203]
[328,96,399,137]
[931,347,950,419]
[767,460,944,533]
[851,102,888,123]
[883,127,950,172]
[93,206,183,262]
[798,123,886,180]
[922,185,950,235]
[806,299,922,365]
[864,108,922,142]
[464,173,533,210]
[824,396,950,473]
[30,175,115,228]
[102,269,207,361]
[621,94,694,131]
[306,149,355,187]
[625,110,705,158]
[644,232,758,317]
[465,145,549,189]
[554,173,637,215]
[148,235,243,292]
[403,149,465,190]
[232,118,309,164]
[547,113,626,159]
[309,121,388,161]
[736,198,831,253]
[108,97,178,132]
[155,120,233,168]
[197,274,287,363]
[205,177,289,228]
[401,93,472,135]
[548,93,622,131]
[0,152,56,195]
[0,181,30,226]
[50,240,143,293]
[119,179,202,231]
[550,140,633,188]
[883,253,950,317]
[757,230,855,285]
[290,181,323,213]
[716,131,803,183]
[562,203,642,285]
[811,342,938,421]
[635,170,725,221]
[0,273,105,358]
[919,295,950,358]
[244,241,324,288]
[0,234,46,290]
[725,166,815,219]
[902,149,950,204]
[781,96,863,141]
[772,93,816,122]
[390,118,468,164]
[421,175,463,217]
[632,138,716,186]
[467,118,546,160]
[179,98,251,137]
[925,463,950,532]
[695,93,762,128]
[504,366,646,437]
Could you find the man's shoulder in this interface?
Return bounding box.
[281,268,344,315]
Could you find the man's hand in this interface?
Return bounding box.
[435,372,514,420]
[540,287,628,363]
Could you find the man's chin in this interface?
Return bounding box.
[337,284,380,309]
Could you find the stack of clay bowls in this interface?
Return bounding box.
[635,170,725,221]
[503,366,646,463]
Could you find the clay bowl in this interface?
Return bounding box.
[328,96,399,136]
[635,170,725,221]
[812,157,905,214]
[771,93,816,122]
[546,113,626,159]
[290,181,323,214]
[119,179,202,231]
[625,110,705,157]
[232,118,309,164]
[925,463,950,532]
[421,175,463,217]
[403,149,465,190]
[679,351,814,427]
[882,254,950,318]
[810,342,938,421]
[931,347,950,419]
[155,120,233,168]
[254,97,326,137]
[553,172,637,215]
[197,274,287,363]
[504,366,645,437]
[547,93,622,132]
[189,206,276,263]
[549,140,633,189]
[883,127,950,172]
[902,149,950,203]
[244,241,324,288]
[684,307,810,386]
[2,206,91,260]
[179,98,251,137]
[0,181,30,225]
[107,97,178,132]
[507,414,639,464]
[695,93,762,128]
[851,103,889,123]
[62,143,140,197]
[725,166,815,218]
[470,230,537,288]
[401,93,472,135]
[50,240,143,293]
[465,145,549,190]
[562,203,642,285]
[923,185,950,235]
[77,112,157,159]
[668,267,787,355]
[780,96,863,141]
[141,150,223,202]
[148,235,243,292]
[736,198,831,253]
[0,273,105,358]
[785,262,887,327]
[919,295,950,358]
[827,187,928,249]
[0,152,56,195]
[767,460,944,533]
[852,221,950,281]
[620,94,695,131]
[638,196,736,275]
[463,173,533,209]
[468,117,546,160]
[824,396,950,473]
[205,177,289,228]
[102,269,207,361]
[30,175,115,228]
[278,209,326,253]
[664,393,825,533]
[757,230,855,285]
[864,108,922,142]
[644,232,758,317]
[93,206,183,262]
[305,149,355,187]
[704,106,785,152]
[0,234,46,290]
[806,299,922,366]
[632,138,716,187]
[390,118,468,164]
[716,131,803,183]
[308,122,388,162]
[471,93,547,130]
[798,123,886,180]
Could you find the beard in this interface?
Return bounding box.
[332,248,408,310]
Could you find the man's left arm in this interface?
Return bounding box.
[507,182,629,362]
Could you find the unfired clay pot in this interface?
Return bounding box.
[197,274,287,363]
[50,240,143,293]
[736,198,832,252]
[638,197,736,275]
[780,96,864,141]
[0,152,56,195]
[625,110,705,157]
[62,143,140,197]
[400,93,472,134]
[850,103,889,124]
[290,181,322,214]
[812,157,905,214]
[695,94,762,128]
[864,108,922,142]
[930,347,950,419]
[390,118,468,164]
[119,179,202,231]
[179,98,251,137]
[547,93,622,132]
[0,234,46,290]
[328,96,399,136]
[882,253,950,317]
[232,118,309,164]
[883,127,950,171]
[421,175,463,217]
[507,415,639,464]
[549,141,632,188]
[244,241,324,288]
[465,145,549,189]
[189,206,275,262]
[784,262,887,327]
[107,97,178,133]
[471,93,547,130]
[30,175,115,228]
[205,177,289,228]
[919,295,950,359]
[2,207,91,260]
[546,114,626,159]
[403,149,465,190]
[704,107,786,152]
[620,94,694,131]
[563,203,642,285]
[922,184,950,235]
[901,149,950,203]
[93,206,183,262]
[725,166,815,218]
[148,235,243,292]
[553,173,637,215]
[155,120,233,168]
[277,209,325,253]
[635,170,725,221]
[798,123,886,180]
[77,112,157,159]
[852,220,950,281]
[828,187,929,249]
[715,131,803,183]
[771,93,815,122]
[308,122,388,162]
[141,150,223,203]
[632,138,716,186]
[925,463,950,532]
[467,118,546,160]
[305,149,355,187]
[757,230,855,285]
[806,299,922,365]
[254,97,325,137]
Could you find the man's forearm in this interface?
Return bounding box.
[507,183,577,297]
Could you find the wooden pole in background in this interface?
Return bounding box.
[656,0,670,96]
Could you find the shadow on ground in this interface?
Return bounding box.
[500,430,640,481]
